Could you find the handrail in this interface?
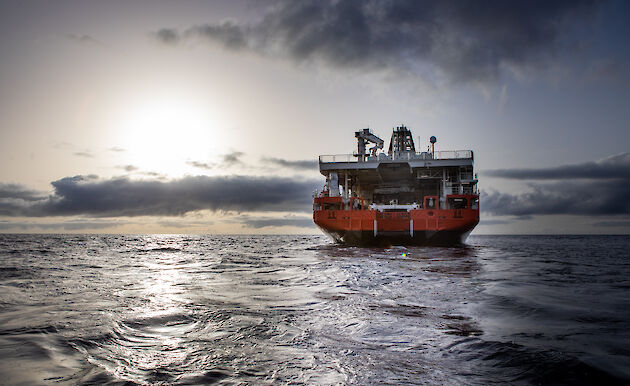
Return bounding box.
[319,150,472,163]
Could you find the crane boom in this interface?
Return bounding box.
[355,128,384,161]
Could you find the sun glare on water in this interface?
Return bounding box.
[117,97,225,176]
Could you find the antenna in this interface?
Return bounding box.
[430,136,437,155]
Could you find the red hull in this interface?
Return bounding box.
[313,195,479,246]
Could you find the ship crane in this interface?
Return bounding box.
[355,128,384,162]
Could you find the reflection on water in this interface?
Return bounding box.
[0,234,629,384]
[94,240,195,383]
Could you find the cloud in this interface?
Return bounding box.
[109,147,125,152]
[139,171,166,179]
[116,165,138,172]
[262,157,318,170]
[234,215,315,229]
[478,218,511,226]
[156,220,213,229]
[592,221,630,228]
[187,22,247,50]
[0,183,45,202]
[481,180,630,216]
[73,151,93,158]
[485,153,630,180]
[154,0,602,83]
[0,219,125,231]
[188,151,245,170]
[187,161,214,170]
[0,175,320,217]
[153,28,180,45]
[481,152,630,217]
[222,151,244,166]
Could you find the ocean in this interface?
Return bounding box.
[0,234,629,385]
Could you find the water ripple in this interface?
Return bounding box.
[0,234,628,384]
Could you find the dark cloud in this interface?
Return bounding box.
[592,220,630,228]
[478,219,511,226]
[262,157,318,170]
[481,152,630,217]
[155,0,602,83]
[156,22,247,49]
[0,175,319,217]
[485,153,630,180]
[481,180,630,217]
[482,153,630,216]
[0,220,125,231]
[0,183,45,202]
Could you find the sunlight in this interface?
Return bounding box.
[117,97,225,176]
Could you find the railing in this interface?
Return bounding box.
[319,154,357,163]
[435,150,473,160]
[319,150,472,163]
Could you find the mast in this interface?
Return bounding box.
[388,125,416,159]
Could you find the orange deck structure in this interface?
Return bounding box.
[313,126,479,246]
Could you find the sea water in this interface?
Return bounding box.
[0,234,629,384]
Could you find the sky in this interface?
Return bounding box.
[0,0,629,234]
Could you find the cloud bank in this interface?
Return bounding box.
[482,181,630,216]
[592,221,630,228]
[482,153,630,217]
[233,215,315,229]
[4,151,628,224]
[0,183,46,202]
[485,153,630,180]
[155,0,601,83]
[0,175,320,217]
[0,220,127,231]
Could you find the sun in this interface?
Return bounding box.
[116,97,223,176]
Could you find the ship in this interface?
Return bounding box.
[313,125,479,246]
